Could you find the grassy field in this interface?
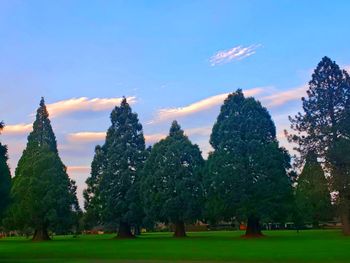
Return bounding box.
[0,230,349,262]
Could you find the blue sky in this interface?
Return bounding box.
[1,0,350,205]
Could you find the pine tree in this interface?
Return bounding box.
[295,152,333,227]
[0,122,11,224]
[8,98,80,241]
[288,57,350,235]
[87,98,147,238]
[141,121,204,237]
[204,90,292,237]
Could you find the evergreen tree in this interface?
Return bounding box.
[8,98,80,241]
[204,90,292,237]
[141,121,204,237]
[288,57,350,235]
[86,98,147,238]
[0,122,11,224]
[83,145,105,229]
[295,152,333,227]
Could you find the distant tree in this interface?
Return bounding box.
[204,90,292,237]
[141,121,204,237]
[85,98,147,238]
[295,152,333,228]
[8,98,80,241]
[0,122,11,224]
[83,145,105,229]
[288,57,350,235]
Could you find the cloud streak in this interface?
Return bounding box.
[150,88,264,123]
[47,96,136,118]
[210,44,261,66]
[261,85,307,107]
[2,123,32,136]
[67,132,106,143]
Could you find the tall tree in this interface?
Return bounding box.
[141,121,204,237]
[294,152,333,227]
[0,122,11,224]
[87,98,147,238]
[83,145,105,229]
[288,57,350,235]
[204,90,292,237]
[8,98,80,241]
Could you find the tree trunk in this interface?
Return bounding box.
[245,216,263,238]
[32,227,51,241]
[134,225,141,236]
[173,221,187,238]
[341,210,350,235]
[117,222,134,239]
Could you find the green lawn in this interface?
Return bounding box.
[0,230,349,262]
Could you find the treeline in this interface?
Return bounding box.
[0,56,349,241]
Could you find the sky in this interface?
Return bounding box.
[1,0,350,207]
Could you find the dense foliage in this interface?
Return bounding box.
[289,57,350,234]
[294,152,333,227]
[141,121,204,237]
[7,98,80,240]
[0,122,11,225]
[84,98,147,238]
[204,90,292,236]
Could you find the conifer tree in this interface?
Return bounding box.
[288,57,350,235]
[204,90,292,237]
[8,98,80,241]
[141,121,204,237]
[83,145,105,229]
[295,152,333,227]
[0,122,11,224]
[85,98,147,238]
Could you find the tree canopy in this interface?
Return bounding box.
[0,122,11,224]
[8,98,80,241]
[204,90,292,236]
[294,152,333,227]
[289,57,350,235]
[85,98,147,238]
[141,121,204,237]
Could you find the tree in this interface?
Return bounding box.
[86,98,147,238]
[83,145,105,229]
[288,57,350,235]
[294,152,332,228]
[141,121,204,237]
[0,122,11,224]
[204,90,292,237]
[8,98,80,241]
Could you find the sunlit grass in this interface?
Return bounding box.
[0,230,349,262]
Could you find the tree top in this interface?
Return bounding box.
[169,120,184,137]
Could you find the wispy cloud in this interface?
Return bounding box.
[2,123,32,135]
[210,44,261,66]
[149,88,264,123]
[46,96,136,118]
[261,85,307,107]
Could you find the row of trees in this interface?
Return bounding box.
[0,56,349,240]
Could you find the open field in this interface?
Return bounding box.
[0,230,350,262]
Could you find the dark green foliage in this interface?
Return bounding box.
[0,122,11,223]
[288,57,350,234]
[204,90,292,236]
[141,121,204,237]
[8,98,80,240]
[83,145,105,229]
[85,98,147,237]
[294,152,332,227]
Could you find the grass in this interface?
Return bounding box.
[0,230,349,262]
